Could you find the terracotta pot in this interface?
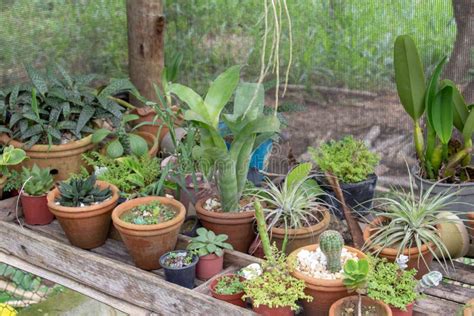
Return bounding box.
[390,302,414,316]
[131,106,183,142]
[253,304,293,316]
[329,295,392,316]
[196,253,224,281]
[270,207,331,254]
[464,298,474,316]
[112,196,186,270]
[468,213,474,256]
[0,175,6,199]
[363,216,435,279]
[195,198,255,253]
[209,274,246,307]
[288,244,366,315]
[47,181,119,249]
[21,193,54,225]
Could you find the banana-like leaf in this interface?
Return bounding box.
[0,146,27,166]
[285,162,313,190]
[440,79,468,131]
[431,86,453,144]
[425,56,447,128]
[462,109,474,141]
[232,82,264,121]
[169,83,211,124]
[394,35,426,121]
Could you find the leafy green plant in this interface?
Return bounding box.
[320,230,345,273]
[394,35,474,181]
[187,227,233,257]
[56,174,112,207]
[20,164,54,196]
[309,136,380,183]
[170,66,280,212]
[343,258,370,316]
[162,251,195,268]
[0,145,26,177]
[214,275,244,295]
[120,200,176,225]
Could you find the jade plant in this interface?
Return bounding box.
[187,227,233,257]
[20,165,54,196]
[170,66,280,212]
[56,175,112,207]
[320,229,345,273]
[342,258,370,316]
[394,35,474,181]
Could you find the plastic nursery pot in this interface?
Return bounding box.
[288,244,366,316]
[390,302,414,316]
[112,196,186,270]
[329,295,392,316]
[180,215,201,237]
[209,273,246,307]
[0,134,95,181]
[159,250,198,289]
[196,253,224,281]
[21,193,54,225]
[195,197,255,253]
[253,304,293,316]
[363,216,435,279]
[47,181,119,249]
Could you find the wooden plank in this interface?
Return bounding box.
[423,280,474,304]
[414,295,462,316]
[0,252,150,316]
[0,220,254,315]
[432,261,474,286]
[0,196,21,222]
[194,265,240,295]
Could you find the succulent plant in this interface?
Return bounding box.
[56,175,112,207]
[319,230,344,273]
[187,227,233,257]
[343,258,370,316]
[21,164,54,196]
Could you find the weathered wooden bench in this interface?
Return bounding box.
[0,196,472,315]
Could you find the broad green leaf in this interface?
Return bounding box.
[26,65,48,96]
[107,139,124,158]
[76,105,95,135]
[122,114,140,123]
[31,88,39,119]
[91,128,111,143]
[440,79,468,131]
[285,162,313,190]
[431,86,454,144]
[206,243,217,254]
[207,230,216,241]
[169,83,209,121]
[233,82,264,121]
[462,110,474,140]
[425,56,447,128]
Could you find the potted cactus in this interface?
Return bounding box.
[19,165,55,225]
[209,273,246,307]
[187,227,233,280]
[288,230,366,315]
[47,175,119,249]
[159,250,198,289]
[0,145,27,198]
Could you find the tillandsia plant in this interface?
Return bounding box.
[0,145,26,177]
[394,35,474,181]
[342,258,370,316]
[187,227,233,257]
[56,175,112,207]
[170,66,280,212]
[320,230,345,273]
[308,136,380,183]
[20,165,54,196]
[120,201,176,225]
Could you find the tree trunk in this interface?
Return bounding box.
[126,0,165,104]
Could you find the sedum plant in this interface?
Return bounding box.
[20,165,54,196]
[320,230,345,273]
[394,35,474,181]
[309,136,380,183]
[187,227,233,257]
[214,275,244,295]
[56,175,112,207]
[342,258,370,316]
[170,66,280,212]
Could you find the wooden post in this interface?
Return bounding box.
[126,0,165,103]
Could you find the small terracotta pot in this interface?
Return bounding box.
[0,175,7,199]
[196,253,224,281]
[363,216,435,279]
[47,181,119,249]
[112,196,186,270]
[195,198,255,253]
[390,302,414,316]
[464,298,474,316]
[131,106,183,142]
[209,274,246,307]
[270,207,331,254]
[468,213,474,247]
[21,193,54,225]
[288,244,366,315]
[329,295,392,316]
[253,304,293,316]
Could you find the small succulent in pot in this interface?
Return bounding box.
[342,258,370,316]
[120,200,176,225]
[20,165,54,196]
[159,250,199,289]
[56,175,112,207]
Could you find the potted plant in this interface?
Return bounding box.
[19,165,54,225]
[112,196,186,270]
[159,250,198,289]
[242,201,312,315]
[0,64,136,180]
[0,145,27,198]
[249,162,331,254]
[309,136,380,218]
[170,66,280,252]
[329,258,392,316]
[187,227,233,280]
[288,230,366,315]
[209,273,246,307]
[47,175,119,249]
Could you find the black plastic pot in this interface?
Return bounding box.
[180,215,201,237]
[159,250,199,289]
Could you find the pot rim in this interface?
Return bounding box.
[159,249,199,270]
[329,295,392,315]
[209,273,245,297]
[20,192,48,198]
[1,134,94,152]
[195,197,256,219]
[412,165,474,188]
[270,206,331,236]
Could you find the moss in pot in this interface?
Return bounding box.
[209,274,246,307]
[159,250,198,289]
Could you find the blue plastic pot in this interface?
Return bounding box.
[160,250,199,289]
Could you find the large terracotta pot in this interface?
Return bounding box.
[329,295,392,316]
[47,181,119,249]
[253,304,293,316]
[0,134,95,181]
[363,216,435,279]
[270,207,331,254]
[195,198,255,253]
[289,244,366,315]
[390,302,414,316]
[21,193,54,225]
[112,196,186,270]
[131,106,183,142]
[209,274,246,308]
[196,253,224,281]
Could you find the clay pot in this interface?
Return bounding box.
[468,213,474,255]
[0,175,7,199]
[390,302,414,316]
[363,216,435,279]
[112,196,186,270]
[196,253,224,281]
[435,211,470,259]
[253,304,293,316]
[209,274,246,307]
[0,134,95,181]
[21,193,54,225]
[195,198,255,253]
[288,244,366,315]
[464,298,474,316]
[131,106,183,142]
[47,181,119,249]
[270,207,331,254]
[329,295,392,316]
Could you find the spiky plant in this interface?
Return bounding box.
[21,164,54,196]
[320,230,344,273]
[56,175,112,207]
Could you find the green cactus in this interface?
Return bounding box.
[320,230,344,273]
